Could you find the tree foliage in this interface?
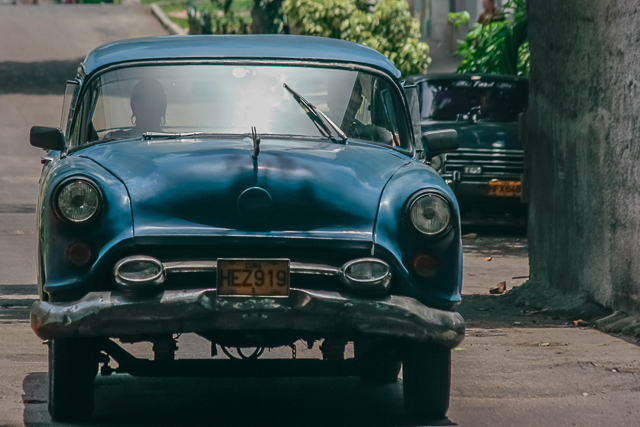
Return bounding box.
[187,0,252,35]
[282,0,430,76]
[251,0,288,34]
[449,0,529,76]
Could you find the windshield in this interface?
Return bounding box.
[418,79,528,122]
[71,64,411,150]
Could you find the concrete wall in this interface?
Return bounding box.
[414,0,484,73]
[525,0,640,315]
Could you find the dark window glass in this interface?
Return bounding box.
[418,79,528,122]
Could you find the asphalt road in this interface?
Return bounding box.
[1,5,639,427]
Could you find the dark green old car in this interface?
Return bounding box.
[406,74,528,221]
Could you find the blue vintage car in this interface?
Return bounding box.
[29,35,464,422]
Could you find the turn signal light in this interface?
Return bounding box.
[67,242,92,267]
[413,253,438,278]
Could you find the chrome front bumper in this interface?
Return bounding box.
[31,289,465,349]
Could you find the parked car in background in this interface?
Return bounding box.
[29,35,464,422]
[405,74,528,221]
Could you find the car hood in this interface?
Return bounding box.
[421,121,521,150]
[79,138,410,240]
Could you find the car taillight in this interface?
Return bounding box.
[412,253,438,278]
[67,242,92,267]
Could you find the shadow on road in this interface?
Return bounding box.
[0,59,83,95]
[459,293,571,329]
[22,373,454,427]
[461,223,527,239]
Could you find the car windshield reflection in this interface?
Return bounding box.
[72,64,410,150]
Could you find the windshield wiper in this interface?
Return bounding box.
[283,83,347,143]
[142,131,208,140]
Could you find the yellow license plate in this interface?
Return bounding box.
[217,259,290,297]
[489,180,522,197]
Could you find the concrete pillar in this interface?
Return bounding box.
[526,0,640,315]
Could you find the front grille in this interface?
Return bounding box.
[443,148,524,179]
[133,244,372,268]
[102,241,378,294]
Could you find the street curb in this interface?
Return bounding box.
[594,311,640,338]
[151,3,187,36]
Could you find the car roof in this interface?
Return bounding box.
[405,73,528,84]
[82,35,401,78]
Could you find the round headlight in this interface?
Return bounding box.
[56,179,101,223]
[409,193,451,235]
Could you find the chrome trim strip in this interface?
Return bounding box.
[444,160,523,165]
[118,257,395,295]
[162,260,340,276]
[164,261,217,273]
[292,263,340,276]
[448,148,524,154]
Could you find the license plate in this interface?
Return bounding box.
[464,166,482,175]
[488,180,522,197]
[217,259,290,297]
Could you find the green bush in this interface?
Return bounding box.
[450,0,529,76]
[282,0,430,76]
[186,0,252,34]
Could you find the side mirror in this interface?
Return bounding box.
[422,129,458,156]
[30,126,65,151]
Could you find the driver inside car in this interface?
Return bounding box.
[105,78,167,139]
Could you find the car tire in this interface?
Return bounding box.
[402,342,451,421]
[48,338,98,422]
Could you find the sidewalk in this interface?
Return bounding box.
[452,233,640,426]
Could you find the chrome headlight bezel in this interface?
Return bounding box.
[406,192,453,237]
[53,176,103,224]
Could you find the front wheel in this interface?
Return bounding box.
[402,342,451,421]
[48,338,98,422]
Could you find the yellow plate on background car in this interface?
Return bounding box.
[488,180,522,197]
[217,259,290,297]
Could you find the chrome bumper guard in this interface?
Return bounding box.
[30,289,465,349]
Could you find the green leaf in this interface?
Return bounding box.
[455,0,528,76]
[281,0,429,76]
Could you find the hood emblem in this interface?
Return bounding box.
[237,187,273,222]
